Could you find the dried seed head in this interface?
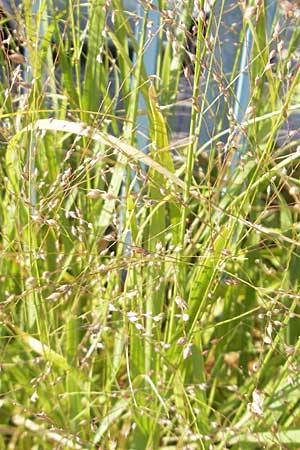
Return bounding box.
[177,336,186,346]
[224,352,240,368]
[46,219,57,226]
[281,0,296,18]
[42,271,51,280]
[245,105,256,117]
[289,186,300,196]
[285,345,295,356]
[244,6,256,20]
[87,189,103,199]
[26,276,36,287]
[249,389,264,417]
[46,292,61,301]
[175,295,187,310]
[183,343,193,360]
[263,335,272,345]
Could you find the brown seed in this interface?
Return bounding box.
[8,52,25,64]
[130,245,149,255]
[244,6,256,20]
[224,352,240,368]
[281,0,295,17]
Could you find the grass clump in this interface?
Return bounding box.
[0,0,300,448]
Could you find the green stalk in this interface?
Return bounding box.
[179,0,205,255]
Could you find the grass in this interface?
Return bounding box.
[0,0,300,448]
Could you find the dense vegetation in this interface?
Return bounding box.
[0,0,300,448]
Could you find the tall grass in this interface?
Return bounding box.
[0,0,300,448]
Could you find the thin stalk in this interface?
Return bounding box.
[179,0,205,289]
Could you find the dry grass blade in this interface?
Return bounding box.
[31,118,186,190]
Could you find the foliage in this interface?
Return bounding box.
[0,0,300,448]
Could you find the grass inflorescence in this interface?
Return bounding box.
[0,0,300,448]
